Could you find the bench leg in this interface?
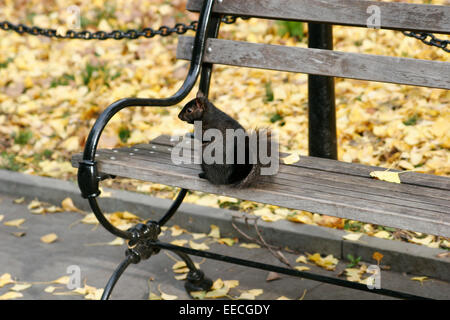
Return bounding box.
[308,23,337,160]
[101,255,134,300]
[173,251,213,293]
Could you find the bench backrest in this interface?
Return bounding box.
[178,0,450,89]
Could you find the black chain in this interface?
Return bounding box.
[0,16,245,40]
[1,18,448,53]
[402,31,449,53]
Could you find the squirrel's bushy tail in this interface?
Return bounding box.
[233,128,276,188]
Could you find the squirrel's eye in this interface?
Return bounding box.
[187,107,193,113]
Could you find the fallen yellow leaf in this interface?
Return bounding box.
[295,255,308,264]
[10,283,32,292]
[0,273,14,288]
[108,237,125,246]
[410,235,434,246]
[170,239,188,247]
[260,213,283,222]
[13,197,25,204]
[205,285,230,298]
[411,276,428,284]
[190,291,206,299]
[174,274,187,281]
[373,231,392,239]
[237,292,256,300]
[61,197,82,213]
[217,238,236,246]
[208,225,220,239]
[80,213,99,224]
[282,152,300,165]
[0,291,23,300]
[85,288,104,300]
[223,280,239,289]
[52,276,70,285]
[369,171,401,183]
[343,233,363,241]
[44,285,59,293]
[189,240,210,251]
[4,218,25,227]
[287,214,314,224]
[41,233,58,244]
[170,225,185,237]
[121,211,140,220]
[27,199,41,210]
[295,266,310,271]
[172,260,186,269]
[211,278,224,290]
[237,288,263,300]
[98,187,112,198]
[308,253,339,271]
[191,233,207,240]
[12,232,26,238]
[149,292,162,300]
[158,285,178,300]
[345,268,364,282]
[239,243,261,249]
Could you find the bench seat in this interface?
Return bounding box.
[72,134,450,238]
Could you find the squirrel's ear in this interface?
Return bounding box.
[195,93,207,110]
[195,98,203,109]
[196,90,205,99]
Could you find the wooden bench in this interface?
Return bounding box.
[72,134,450,237]
[73,0,450,299]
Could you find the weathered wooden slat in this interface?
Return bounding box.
[112,144,450,209]
[73,150,448,223]
[187,0,450,34]
[138,135,450,192]
[177,37,450,90]
[72,144,450,237]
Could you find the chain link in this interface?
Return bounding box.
[402,31,449,53]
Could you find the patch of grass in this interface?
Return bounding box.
[377,226,397,232]
[403,114,419,126]
[80,16,94,28]
[0,152,22,171]
[93,4,116,25]
[276,21,304,40]
[270,113,283,123]
[344,220,363,232]
[50,73,75,88]
[0,58,13,69]
[265,81,274,102]
[82,63,98,85]
[32,149,53,164]
[12,130,33,145]
[346,254,361,268]
[80,4,116,28]
[82,63,121,88]
[26,12,37,24]
[118,127,131,143]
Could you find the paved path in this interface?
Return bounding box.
[0,192,448,300]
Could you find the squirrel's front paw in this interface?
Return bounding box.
[198,172,207,179]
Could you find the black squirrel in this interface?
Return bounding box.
[178,91,273,188]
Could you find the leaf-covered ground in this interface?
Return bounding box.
[0,0,449,249]
[2,196,447,300]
